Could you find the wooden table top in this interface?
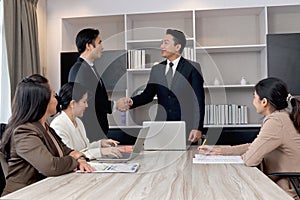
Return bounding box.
[1,148,292,200]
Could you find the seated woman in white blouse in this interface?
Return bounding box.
[51,82,122,159]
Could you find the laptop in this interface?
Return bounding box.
[143,121,188,151]
[96,127,149,162]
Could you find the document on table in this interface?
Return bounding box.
[193,154,244,164]
[77,162,139,173]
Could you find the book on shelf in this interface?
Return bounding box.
[127,49,146,69]
[182,47,195,61]
[204,104,248,125]
[76,162,140,173]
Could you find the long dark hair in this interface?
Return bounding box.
[1,74,51,159]
[255,77,300,132]
[56,82,88,112]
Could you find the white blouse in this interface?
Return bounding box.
[50,111,102,159]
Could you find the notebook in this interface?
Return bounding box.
[143,121,187,151]
[96,127,149,162]
[193,155,244,164]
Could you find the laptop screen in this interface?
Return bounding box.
[143,121,187,150]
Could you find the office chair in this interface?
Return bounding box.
[0,123,7,194]
[268,172,300,198]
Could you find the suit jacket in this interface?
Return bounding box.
[68,57,113,140]
[2,122,78,195]
[131,57,205,132]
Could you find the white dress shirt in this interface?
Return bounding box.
[165,56,181,76]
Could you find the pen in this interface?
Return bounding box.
[201,139,207,147]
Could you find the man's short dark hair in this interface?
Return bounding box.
[166,29,186,54]
[76,28,100,54]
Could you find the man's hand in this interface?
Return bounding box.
[188,129,202,143]
[116,97,133,112]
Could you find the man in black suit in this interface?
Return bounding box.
[119,29,205,143]
[68,28,128,141]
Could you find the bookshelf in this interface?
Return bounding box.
[60,4,300,128]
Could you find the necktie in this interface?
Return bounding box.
[166,62,174,88]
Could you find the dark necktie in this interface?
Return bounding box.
[166,62,174,88]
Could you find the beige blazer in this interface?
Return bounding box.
[222,110,300,199]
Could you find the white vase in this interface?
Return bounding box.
[214,78,220,85]
[240,77,247,85]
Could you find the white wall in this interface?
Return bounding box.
[44,0,300,91]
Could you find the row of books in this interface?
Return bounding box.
[182,47,195,61]
[127,50,146,69]
[127,48,195,69]
[204,104,248,125]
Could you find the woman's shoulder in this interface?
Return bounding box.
[50,112,70,125]
[267,110,289,120]
[13,122,43,137]
[263,110,291,128]
[15,122,40,131]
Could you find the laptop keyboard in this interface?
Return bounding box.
[102,152,131,159]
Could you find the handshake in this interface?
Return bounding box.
[116,97,133,112]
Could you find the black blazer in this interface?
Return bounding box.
[131,57,205,132]
[68,57,113,140]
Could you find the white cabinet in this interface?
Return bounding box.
[60,4,300,128]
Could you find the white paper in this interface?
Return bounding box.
[193,154,244,164]
[77,162,139,173]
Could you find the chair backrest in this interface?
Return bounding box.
[0,123,6,139]
[290,175,300,198]
[0,123,8,177]
[0,152,8,178]
[269,172,300,198]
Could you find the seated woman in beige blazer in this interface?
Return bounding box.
[0,74,94,196]
[199,77,300,199]
[50,82,122,160]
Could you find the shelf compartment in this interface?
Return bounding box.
[196,44,266,53]
[62,15,125,51]
[126,11,193,40]
[127,38,194,49]
[195,7,266,46]
[268,5,300,34]
[197,51,263,86]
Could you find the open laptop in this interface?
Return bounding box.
[96,127,149,162]
[143,121,188,151]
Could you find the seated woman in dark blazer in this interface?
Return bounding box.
[0,74,94,196]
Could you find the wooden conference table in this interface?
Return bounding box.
[1,148,292,200]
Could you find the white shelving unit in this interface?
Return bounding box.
[60,4,300,128]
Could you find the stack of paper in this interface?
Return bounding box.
[77,162,139,173]
[193,154,244,164]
